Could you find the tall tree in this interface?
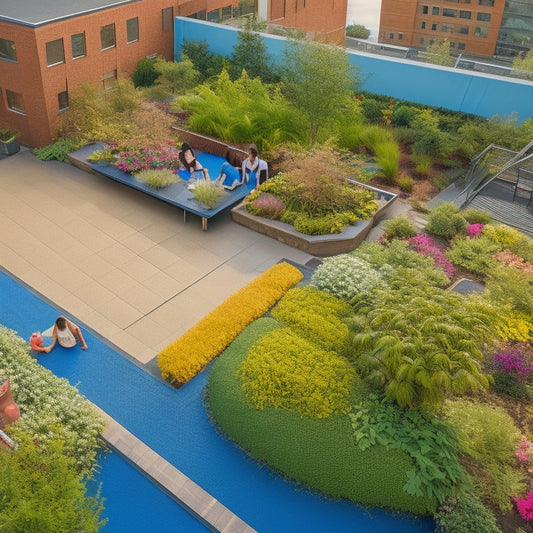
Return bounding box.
[280,39,360,143]
[229,25,277,83]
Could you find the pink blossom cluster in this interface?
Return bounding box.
[115,143,181,174]
[494,346,533,381]
[514,491,533,521]
[516,435,532,463]
[466,223,484,238]
[408,233,455,279]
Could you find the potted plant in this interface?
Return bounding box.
[0,127,20,155]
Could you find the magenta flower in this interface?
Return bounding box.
[494,347,533,381]
[514,491,533,521]
[408,233,455,279]
[467,223,484,238]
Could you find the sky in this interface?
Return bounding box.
[346,0,382,41]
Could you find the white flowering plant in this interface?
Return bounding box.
[310,254,389,302]
[0,327,106,475]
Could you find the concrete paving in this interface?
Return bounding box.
[0,149,313,367]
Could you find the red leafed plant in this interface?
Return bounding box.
[247,192,286,220]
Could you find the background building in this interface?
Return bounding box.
[378,0,533,58]
[0,0,347,148]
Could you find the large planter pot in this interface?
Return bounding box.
[231,180,398,256]
[0,141,20,156]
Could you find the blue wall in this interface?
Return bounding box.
[174,18,533,123]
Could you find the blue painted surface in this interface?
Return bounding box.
[0,270,435,533]
[174,17,533,123]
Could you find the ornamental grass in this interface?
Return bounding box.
[157,262,304,384]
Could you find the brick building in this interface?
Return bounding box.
[379,0,506,56]
[0,0,347,148]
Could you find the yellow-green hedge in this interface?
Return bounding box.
[157,262,304,384]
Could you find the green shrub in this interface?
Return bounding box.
[361,99,383,123]
[426,202,467,240]
[444,399,525,511]
[237,327,357,418]
[492,371,532,400]
[311,254,388,301]
[485,265,533,316]
[191,180,227,208]
[435,493,502,533]
[350,398,469,503]
[461,208,492,225]
[354,240,450,288]
[134,168,180,188]
[271,287,352,353]
[208,319,435,516]
[382,215,418,240]
[482,223,526,250]
[396,174,414,192]
[0,327,105,475]
[86,147,116,163]
[445,235,500,275]
[182,40,225,80]
[33,138,81,162]
[412,153,434,176]
[336,122,364,151]
[291,212,357,235]
[374,141,399,180]
[391,105,415,127]
[132,57,158,87]
[346,24,371,39]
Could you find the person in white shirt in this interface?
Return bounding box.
[46,316,88,352]
[215,145,268,190]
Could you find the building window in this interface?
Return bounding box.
[398,32,403,40]
[71,33,85,58]
[188,10,206,20]
[474,26,488,38]
[162,7,173,30]
[459,25,469,34]
[421,21,426,29]
[100,23,116,50]
[449,41,456,47]
[460,10,472,18]
[420,37,425,45]
[221,6,232,20]
[432,7,439,15]
[442,23,454,33]
[389,32,394,39]
[477,12,491,21]
[431,23,437,30]
[46,38,65,66]
[443,8,457,17]
[103,70,117,90]
[207,9,220,22]
[6,90,25,113]
[463,0,471,3]
[422,5,429,14]
[0,38,17,62]
[58,91,69,111]
[457,42,466,49]
[478,0,494,5]
[126,17,139,43]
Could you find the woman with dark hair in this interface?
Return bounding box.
[179,142,209,183]
[45,316,88,352]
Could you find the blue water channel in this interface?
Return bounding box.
[0,270,435,532]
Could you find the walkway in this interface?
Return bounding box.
[0,149,313,370]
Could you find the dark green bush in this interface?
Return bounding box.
[346,24,371,39]
[434,493,502,533]
[391,105,415,127]
[132,57,158,88]
[492,371,532,400]
[33,138,81,162]
[426,202,467,240]
[361,98,384,123]
[182,40,225,80]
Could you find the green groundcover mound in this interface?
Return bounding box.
[206,318,435,516]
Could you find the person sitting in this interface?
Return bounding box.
[215,145,268,190]
[46,316,88,352]
[178,142,209,185]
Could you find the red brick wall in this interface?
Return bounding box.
[269,0,348,45]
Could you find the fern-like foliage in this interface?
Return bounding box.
[347,287,502,409]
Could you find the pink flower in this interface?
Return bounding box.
[516,436,532,463]
[514,491,533,521]
[467,223,484,238]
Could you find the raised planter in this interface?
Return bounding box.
[0,141,20,156]
[231,180,398,256]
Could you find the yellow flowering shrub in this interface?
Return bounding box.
[271,286,352,353]
[157,262,304,384]
[237,327,357,418]
[494,309,533,343]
